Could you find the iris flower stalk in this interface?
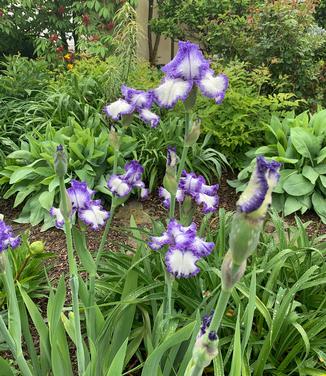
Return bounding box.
[186,156,281,375]
[55,145,85,375]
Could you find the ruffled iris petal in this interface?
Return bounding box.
[49,207,65,229]
[195,193,219,213]
[162,41,210,80]
[107,175,132,197]
[159,187,171,208]
[67,180,93,210]
[148,232,170,250]
[138,108,160,128]
[104,99,134,121]
[197,72,229,104]
[165,248,200,278]
[237,156,281,216]
[121,85,153,109]
[0,219,21,252]
[179,171,205,194]
[167,219,196,248]
[79,203,109,230]
[153,78,193,109]
[140,187,149,200]
[191,237,214,257]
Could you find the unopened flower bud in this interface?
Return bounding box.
[108,127,120,150]
[180,196,195,226]
[163,173,178,196]
[29,241,45,255]
[184,86,197,111]
[54,145,67,178]
[185,118,201,146]
[221,251,246,291]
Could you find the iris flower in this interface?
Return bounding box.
[159,170,219,214]
[104,85,160,128]
[153,41,228,108]
[237,156,281,218]
[148,219,214,278]
[0,218,20,252]
[107,160,149,199]
[50,180,109,230]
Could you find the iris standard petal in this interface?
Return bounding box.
[162,40,210,81]
[107,175,132,197]
[49,207,65,229]
[67,180,93,210]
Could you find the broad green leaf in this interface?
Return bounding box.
[284,196,302,216]
[312,192,326,224]
[39,190,55,210]
[302,166,319,184]
[290,128,320,160]
[9,167,35,184]
[283,173,314,196]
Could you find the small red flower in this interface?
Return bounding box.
[49,34,59,43]
[56,46,64,53]
[57,5,65,15]
[105,21,115,31]
[82,14,90,26]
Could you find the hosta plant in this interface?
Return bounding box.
[229,109,326,223]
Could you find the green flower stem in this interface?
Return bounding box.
[169,111,190,219]
[59,177,85,375]
[88,144,119,343]
[187,363,205,376]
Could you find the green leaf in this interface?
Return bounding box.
[72,227,96,275]
[290,128,320,160]
[283,173,314,196]
[0,357,15,376]
[39,190,55,210]
[106,338,128,376]
[141,322,196,376]
[312,192,326,224]
[302,166,319,184]
[9,167,35,184]
[284,196,302,216]
[230,309,241,376]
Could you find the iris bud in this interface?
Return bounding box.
[185,118,201,146]
[54,145,67,178]
[108,126,120,150]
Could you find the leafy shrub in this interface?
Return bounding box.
[192,60,302,165]
[230,109,326,222]
[0,123,136,229]
[152,0,326,103]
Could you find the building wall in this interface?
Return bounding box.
[136,0,177,64]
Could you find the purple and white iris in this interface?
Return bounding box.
[148,219,214,278]
[0,218,20,252]
[153,41,228,108]
[107,160,149,199]
[159,171,219,214]
[104,85,160,128]
[50,180,109,230]
[237,156,281,217]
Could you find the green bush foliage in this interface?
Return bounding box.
[230,109,326,222]
[152,0,326,103]
[193,60,302,165]
[0,123,136,229]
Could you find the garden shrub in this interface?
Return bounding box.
[230,109,326,222]
[152,0,326,103]
[186,60,302,166]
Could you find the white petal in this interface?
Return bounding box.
[104,99,134,120]
[79,205,109,230]
[154,78,192,108]
[165,249,200,278]
[108,175,131,197]
[198,73,228,102]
